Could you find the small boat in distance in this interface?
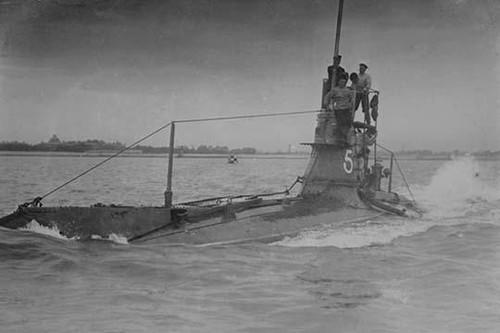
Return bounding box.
[227,155,238,164]
[0,0,421,245]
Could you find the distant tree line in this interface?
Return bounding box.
[175,145,257,155]
[0,139,125,152]
[0,139,257,155]
[3,138,499,157]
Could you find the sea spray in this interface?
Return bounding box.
[414,156,500,218]
[20,219,72,240]
[90,233,129,245]
[20,219,129,244]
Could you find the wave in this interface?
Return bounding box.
[20,219,72,240]
[90,233,129,245]
[414,156,500,219]
[275,217,434,248]
[277,156,500,249]
[0,226,74,263]
[19,219,129,244]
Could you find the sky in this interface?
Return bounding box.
[0,0,499,152]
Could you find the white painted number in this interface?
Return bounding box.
[343,149,353,174]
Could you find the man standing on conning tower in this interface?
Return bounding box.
[324,73,353,138]
[326,55,346,90]
[354,63,372,125]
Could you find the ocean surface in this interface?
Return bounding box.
[1,154,499,332]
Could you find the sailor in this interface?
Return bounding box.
[324,73,353,135]
[354,63,372,125]
[349,72,359,89]
[348,72,359,121]
[326,55,346,90]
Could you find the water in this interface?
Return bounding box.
[1,155,499,332]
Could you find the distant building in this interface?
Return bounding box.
[47,135,61,145]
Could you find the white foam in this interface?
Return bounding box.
[20,220,128,244]
[275,219,433,248]
[90,233,129,245]
[275,156,500,248]
[20,219,74,240]
[413,156,500,218]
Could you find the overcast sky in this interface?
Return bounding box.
[0,0,499,152]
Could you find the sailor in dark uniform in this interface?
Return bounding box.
[326,55,346,90]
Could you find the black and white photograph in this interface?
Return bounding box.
[1,0,499,332]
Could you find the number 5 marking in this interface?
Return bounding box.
[343,149,353,174]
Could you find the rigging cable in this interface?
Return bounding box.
[39,122,174,201]
[376,143,416,203]
[393,155,416,203]
[36,109,322,202]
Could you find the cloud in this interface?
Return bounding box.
[1,0,499,150]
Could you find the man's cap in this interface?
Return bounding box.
[359,63,368,69]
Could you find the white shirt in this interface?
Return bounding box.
[356,73,372,92]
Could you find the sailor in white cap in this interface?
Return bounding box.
[355,63,372,124]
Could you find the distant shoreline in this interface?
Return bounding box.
[0,151,498,161]
[0,151,309,160]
